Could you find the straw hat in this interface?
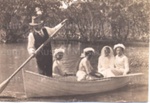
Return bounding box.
[114,43,125,50]
[29,16,43,26]
[80,47,95,57]
[53,48,65,57]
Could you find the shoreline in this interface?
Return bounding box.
[0,38,149,47]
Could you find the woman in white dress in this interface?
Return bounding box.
[112,44,130,75]
[98,46,115,77]
[76,47,103,81]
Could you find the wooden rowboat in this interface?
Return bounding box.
[23,70,143,97]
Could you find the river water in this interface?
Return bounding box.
[0,42,148,102]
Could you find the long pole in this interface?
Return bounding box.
[0,19,67,93]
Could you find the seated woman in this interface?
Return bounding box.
[76,47,103,81]
[98,46,115,77]
[112,44,130,75]
[52,48,67,77]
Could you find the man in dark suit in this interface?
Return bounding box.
[27,16,67,77]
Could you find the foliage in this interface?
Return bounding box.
[0,0,149,43]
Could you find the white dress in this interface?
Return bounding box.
[98,46,115,77]
[76,57,93,81]
[98,56,115,77]
[112,55,129,75]
[53,60,65,76]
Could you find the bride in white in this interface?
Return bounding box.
[98,46,115,77]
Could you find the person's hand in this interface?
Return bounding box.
[30,49,36,57]
[123,72,127,75]
[63,72,68,76]
[61,19,68,25]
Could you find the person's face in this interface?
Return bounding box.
[116,47,123,56]
[55,52,64,60]
[34,24,43,31]
[35,7,40,12]
[104,48,110,57]
[86,51,93,59]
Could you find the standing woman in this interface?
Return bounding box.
[98,46,115,77]
[112,44,129,75]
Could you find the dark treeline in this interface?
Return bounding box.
[0,0,149,43]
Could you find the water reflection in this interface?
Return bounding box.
[0,42,148,102]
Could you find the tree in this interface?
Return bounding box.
[0,0,149,43]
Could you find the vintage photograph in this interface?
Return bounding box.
[0,0,149,102]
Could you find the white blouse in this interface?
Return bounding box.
[27,23,62,55]
[53,60,65,76]
[115,55,129,73]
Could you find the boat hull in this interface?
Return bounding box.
[23,70,142,97]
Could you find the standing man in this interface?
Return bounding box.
[27,16,67,77]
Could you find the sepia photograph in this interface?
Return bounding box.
[0,0,149,102]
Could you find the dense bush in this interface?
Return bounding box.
[0,0,149,43]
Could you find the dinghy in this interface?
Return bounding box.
[23,70,143,97]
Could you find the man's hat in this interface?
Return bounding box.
[29,16,43,26]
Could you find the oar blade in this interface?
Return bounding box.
[0,79,10,93]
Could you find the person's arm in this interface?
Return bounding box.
[83,59,92,74]
[27,33,36,55]
[123,56,129,75]
[44,26,59,37]
[44,19,67,37]
[89,61,94,71]
[97,57,102,70]
[110,58,115,69]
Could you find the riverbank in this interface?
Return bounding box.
[53,39,149,45]
[1,38,149,47]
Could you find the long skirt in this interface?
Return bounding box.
[111,68,124,75]
[99,69,115,78]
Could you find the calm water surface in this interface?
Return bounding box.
[0,42,148,102]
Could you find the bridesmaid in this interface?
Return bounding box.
[112,44,130,75]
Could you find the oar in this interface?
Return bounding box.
[0,19,67,93]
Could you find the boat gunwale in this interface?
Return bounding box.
[24,70,143,83]
[24,70,111,83]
